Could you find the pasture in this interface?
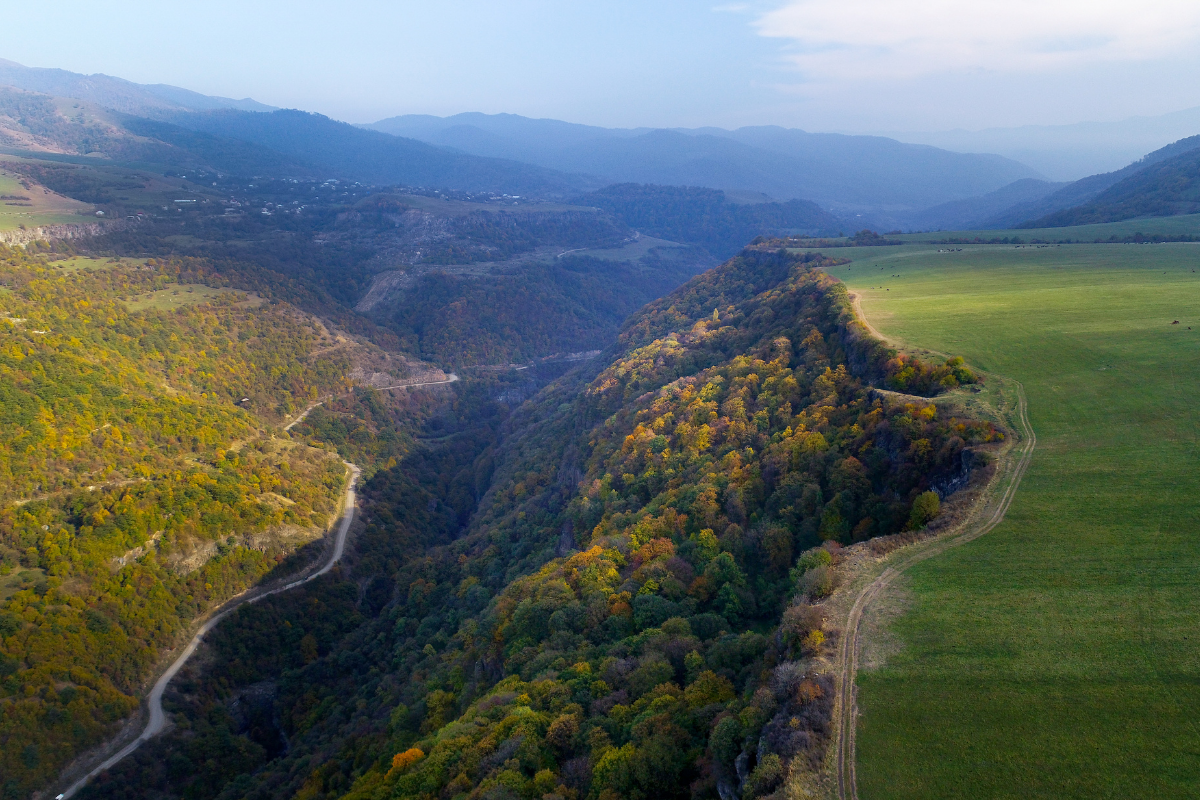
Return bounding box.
[51,256,148,271]
[896,213,1200,243]
[838,243,1200,799]
[0,166,92,231]
[125,284,262,312]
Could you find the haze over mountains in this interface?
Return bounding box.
[976,134,1200,230]
[0,58,274,115]
[1021,136,1200,228]
[367,112,1042,215]
[893,106,1200,182]
[1,58,1199,235]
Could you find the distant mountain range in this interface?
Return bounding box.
[1020,136,1200,228]
[876,134,1200,231]
[366,113,1043,213]
[148,109,597,196]
[891,106,1200,182]
[899,178,1067,232]
[0,82,597,197]
[4,58,1199,235]
[975,135,1200,229]
[0,58,274,115]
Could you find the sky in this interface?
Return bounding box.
[4,0,1200,134]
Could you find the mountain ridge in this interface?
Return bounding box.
[890,105,1200,181]
[366,112,1044,212]
[1021,138,1200,227]
[0,58,274,115]
[990,134,1200,228]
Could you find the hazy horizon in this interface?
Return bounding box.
[6,1,1200,135]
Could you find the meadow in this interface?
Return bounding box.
[0,167,90,231]
[837,243,1200,798]
[124,283,262,312]
[51,256,146,271]
[895,213,1200,243]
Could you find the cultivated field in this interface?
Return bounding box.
[838,243,1200,798]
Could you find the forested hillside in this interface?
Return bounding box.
[0,245,402,796]
[373,251,710,366]
[78,246,997,800]
[984,135,1200,229]
[0,141,714,368]
[575,184,842,257]
[1025,141,1200,227]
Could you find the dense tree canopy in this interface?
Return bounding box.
[0,246,364,797]
[77,248,997,800]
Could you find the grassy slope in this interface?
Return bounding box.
[0,168,90,230]
[838,243,1200,798]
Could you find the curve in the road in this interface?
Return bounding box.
[833,294,1037,800]
[282,374,458,433]
[59,462,361,799]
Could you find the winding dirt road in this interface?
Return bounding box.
[833,295,1038,800]
[58,462,361,799]
[283,373,459,432]
[57,373,461,796]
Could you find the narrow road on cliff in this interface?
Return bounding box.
[834,294,1037,800]
[59,462,362,799]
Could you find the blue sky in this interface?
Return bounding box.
[6,0,1200,132]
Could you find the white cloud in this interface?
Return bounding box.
[755,0,1200,82]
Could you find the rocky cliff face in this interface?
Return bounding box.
[0,220,126,246]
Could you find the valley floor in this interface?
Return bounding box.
[838,243,1200,798]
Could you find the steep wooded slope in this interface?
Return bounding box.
[76,248,998,800]
[0,246,421,796]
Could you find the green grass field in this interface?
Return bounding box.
[838,243,1200,799]
[0,167,91,231]
[894,213,1200,243]
[125,284,260,312]
[51,256,147,271]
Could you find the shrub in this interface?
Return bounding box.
[907,491,941,529]
[788,547,832,587]
[781,603,823,642]
[547,714,579,750]
[801,629,826,655]
[797,565,834,600]
[743,753,784,798]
